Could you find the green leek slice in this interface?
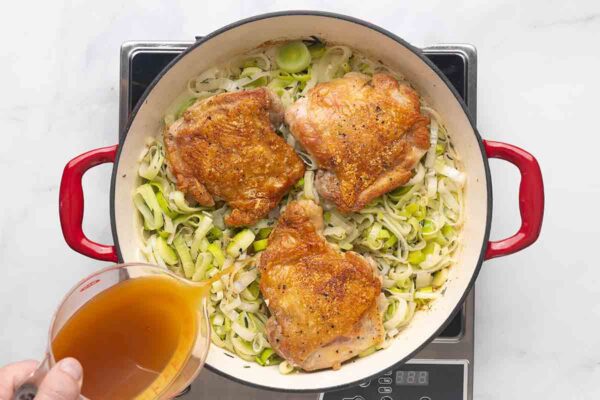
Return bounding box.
[227,229,256,257]
[155,236,178,265]
[207,243,225,267]
[252,239,268,252]
[276,41,311,73]
[308,42,326,59]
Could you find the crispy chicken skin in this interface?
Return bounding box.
[259,200,384,371]
[285,73,430,212]
[164,88,305,227]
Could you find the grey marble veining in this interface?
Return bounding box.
[1,1,599,399]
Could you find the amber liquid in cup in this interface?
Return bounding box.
[52,275,201,399]
[13,264,218,400]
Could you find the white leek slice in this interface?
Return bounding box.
[233,269,258,294]
[192,252,213,282]
[190,216,213,259]
[231,335,257,356]
[173,235,194,278]
[383,298,408,330]
[138,143,164,180]
[169,191,202,213]
[212,313,225,327]
[415,272,433,289]
[279,361,295,374]
[134,184,164,230]
[432,268,449,288]
[232,321,256,342]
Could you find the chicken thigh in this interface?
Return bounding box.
[285,73,430,212]
[259,200,383,371]
[164,88,305,227]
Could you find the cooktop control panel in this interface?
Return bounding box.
[320,361,467,400]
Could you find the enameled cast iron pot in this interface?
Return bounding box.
[58,11,544,393]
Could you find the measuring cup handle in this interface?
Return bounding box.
[12,355,52,400]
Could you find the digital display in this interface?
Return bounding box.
[395,370,429,386]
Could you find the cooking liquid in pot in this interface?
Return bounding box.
[51,275,202,400]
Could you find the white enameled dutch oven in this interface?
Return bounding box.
[58,11,544,393]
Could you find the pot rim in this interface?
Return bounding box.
[109,10,493,393]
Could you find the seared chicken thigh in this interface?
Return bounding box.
[285,73,430,212]
[164,88,305,227]
[259,200,383,371]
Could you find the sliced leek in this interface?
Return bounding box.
[226,229,255,257]
[432,268,449,288]
[155,236,178,266]
[134,184,163,230]
[192,252,212,282]
[253,239,268,252]
[276,41,311,73]
[135,41,464,371]
[207,243,225,267]
[173,234,194,278]
[278,360,295,374]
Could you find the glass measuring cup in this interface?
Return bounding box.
[13,263,211,400]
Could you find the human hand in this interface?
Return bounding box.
[0,358,82,400]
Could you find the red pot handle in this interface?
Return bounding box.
[59,145,119,262]
[484,140,544,260]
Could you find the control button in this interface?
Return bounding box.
[358,379,371,388]
[378,387,392,394]
[378,377,392,385]
[380,397,393,400]
[419,397,432,400]
[341,396,365,400]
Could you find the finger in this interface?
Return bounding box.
[35,358,82,400]
[0,360,38,399]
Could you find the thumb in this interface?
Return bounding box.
[36,358,82,400]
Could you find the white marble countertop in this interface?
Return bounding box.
[1,1,599,399]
